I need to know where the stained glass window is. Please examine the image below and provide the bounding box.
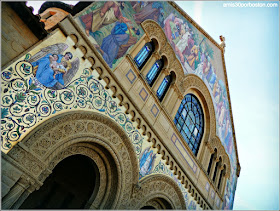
[134,42,153,69]
[174,94,204,156]
[156,75,171,101]
[146,60,163,86]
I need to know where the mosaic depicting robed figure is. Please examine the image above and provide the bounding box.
[29,43,80,89]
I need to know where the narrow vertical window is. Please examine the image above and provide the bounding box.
[207,153,214,175]
[213,163,218,182]
[217,168,224,190]
[134,42,153,69]
[174,94,204,156]
[146,59,163,86]
[156,75,171,101]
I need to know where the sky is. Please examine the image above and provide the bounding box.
[173,1,279,210]
[26,1,279,210]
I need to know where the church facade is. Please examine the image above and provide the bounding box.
[1,1,240,209]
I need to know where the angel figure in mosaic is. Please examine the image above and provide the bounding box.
[139,146,157,178]
[29,43,79,89]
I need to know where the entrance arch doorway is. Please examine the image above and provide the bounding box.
[140,198,173,209]
[20,154,98,209]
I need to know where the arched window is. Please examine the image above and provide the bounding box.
[207,152,215,175]
[146,59,163,86]
[134,42,154,69]
[156,75,171,101]
[217,167,224,190]
[212,158,221,182]
[174,94,204,156]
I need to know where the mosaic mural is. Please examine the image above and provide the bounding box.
[1,1,239,207]
[1,31,202,209]
[139,146,157,179]
[29,43,79,89]
[138,142,202,209]
[75,2,238,209]
[1,28,202,209]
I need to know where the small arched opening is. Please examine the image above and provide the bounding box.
[140,197,173,210]
[20,154,98,209]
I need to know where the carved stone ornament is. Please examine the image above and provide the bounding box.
[129,174,186,210]
[10,111,140,209]
[141,19,185,94]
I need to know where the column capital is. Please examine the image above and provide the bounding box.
[152,51,161,60]
[206,142,215,154]
[172,83,183,99]
[144,35,150,43]
[162,68,170,76]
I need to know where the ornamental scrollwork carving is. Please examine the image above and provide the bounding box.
[141,20,167,49]
[17,111,140,209]
[129,174,186,210]
[47,144,107,208]
[8,145,45,177]
[141,19,185,96]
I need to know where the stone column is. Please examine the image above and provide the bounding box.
[213,159,222,185]
[2,176,36,209]
[162,83,175,108]
[210,157,219,181]
[141,52,160,77]
[11,184,38,209]
[170,92,183,119]
[215,165,224,188]
[219,174,226,196]
[202,143,214,171]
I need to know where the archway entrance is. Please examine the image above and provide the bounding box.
[140,198,173,209]
[20,154,97,209]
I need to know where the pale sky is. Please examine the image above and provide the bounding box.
[26,1,280,210]
[175,1,279,210]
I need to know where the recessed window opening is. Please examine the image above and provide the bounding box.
[134,41,154,70]
[156,74,171,101]
[174,94,204,156]
[146,59,163,86]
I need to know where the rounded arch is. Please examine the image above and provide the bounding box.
[16,111,139,209]
[161,55,169,70]
[169,71,177,85]
[151,38,160,53]
[20,154,98,209]
[141,197,173,209]
[209,136,231,178]
[182,74,216,139]
[130,174,186,210]
[141,19,167,51]
[181,74,215,161]
[141,19,185,91]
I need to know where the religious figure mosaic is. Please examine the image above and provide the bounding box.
[75,2,238,208]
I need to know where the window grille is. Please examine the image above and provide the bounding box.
[174,94,204,156]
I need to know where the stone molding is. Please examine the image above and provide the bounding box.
[208,136,231,179]
[141,19,185,93]
[130,174,186,210]
[4,111,140,209]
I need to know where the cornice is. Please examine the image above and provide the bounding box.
[7,2,48,40]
